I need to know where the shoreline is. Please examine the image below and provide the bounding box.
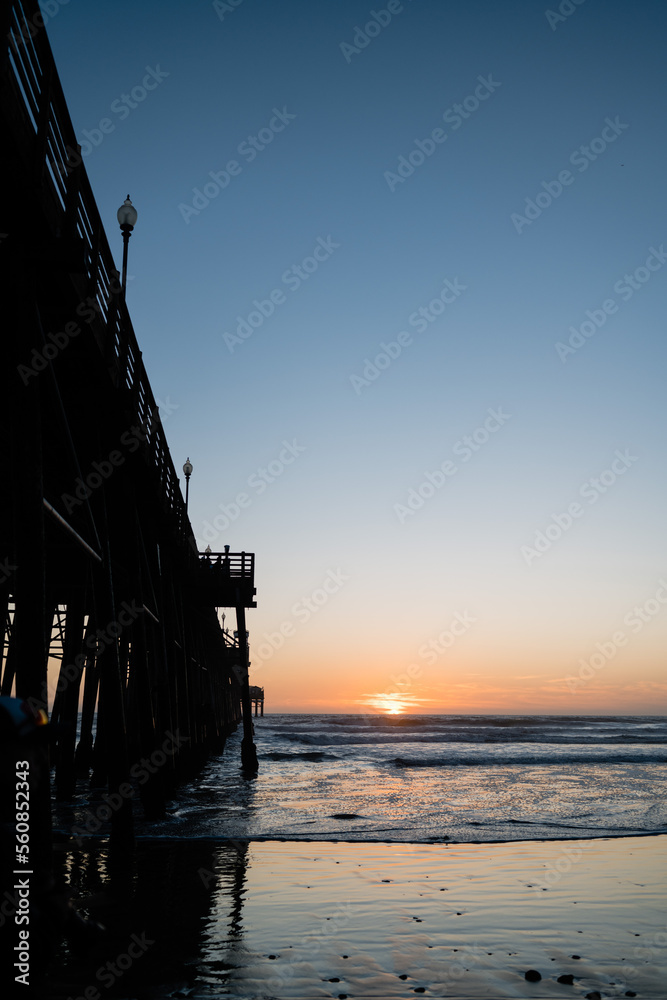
[54,828,667,846]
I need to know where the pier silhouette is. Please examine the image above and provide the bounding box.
[0,0,259,859]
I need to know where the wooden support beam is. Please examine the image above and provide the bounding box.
[92,488,133,843]
[74,626,98,775]
[0,608,16,697]
[235,601,258,772]
[54,595,86,799]
[43,499,102,564]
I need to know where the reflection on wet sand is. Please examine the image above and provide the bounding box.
[46,835,667,998]
[48,839,250,998]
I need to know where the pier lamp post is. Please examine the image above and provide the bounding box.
[116,195,137,296]
[183,457,193,512]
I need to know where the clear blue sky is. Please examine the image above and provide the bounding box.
[46,0,667,712]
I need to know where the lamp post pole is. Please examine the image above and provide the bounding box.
[183,458,193,513]
[116,195,137,297]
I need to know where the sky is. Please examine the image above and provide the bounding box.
[43,0,667,714]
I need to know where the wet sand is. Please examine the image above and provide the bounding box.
[47,834,666,998]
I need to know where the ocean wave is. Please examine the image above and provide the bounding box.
[392,752,667,767]
[263,751,339,762]
[281,730,667,747]
[266,715,667,747]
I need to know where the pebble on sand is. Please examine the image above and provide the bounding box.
[524,969,542,982]
[557,974,575,984]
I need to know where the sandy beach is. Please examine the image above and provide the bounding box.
[46,834,666,999]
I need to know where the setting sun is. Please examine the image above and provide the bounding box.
[356,692,433,714]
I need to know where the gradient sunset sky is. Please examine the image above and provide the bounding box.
[45,0,667,714]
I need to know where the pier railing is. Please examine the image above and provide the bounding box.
[5,0,191,540]
[199,552,255,578]
[196,552,257,608]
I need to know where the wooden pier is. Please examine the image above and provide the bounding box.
[250,686,265,716]
[0,0,259,846]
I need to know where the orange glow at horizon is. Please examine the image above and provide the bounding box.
[355,692,435,715]
[246,614,667,716]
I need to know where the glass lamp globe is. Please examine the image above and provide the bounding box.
[117,195,137,229]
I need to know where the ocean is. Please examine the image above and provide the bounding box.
[113,714,667,845]
[44,714,667,998]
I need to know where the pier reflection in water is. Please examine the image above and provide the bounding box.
[49,839,251,998]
